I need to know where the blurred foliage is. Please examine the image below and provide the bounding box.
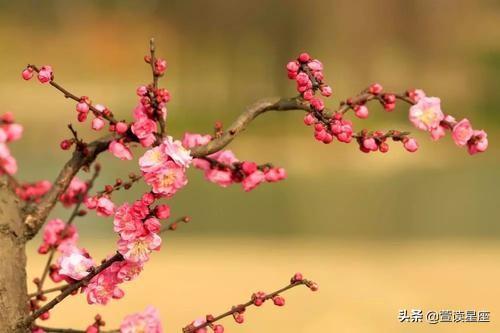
[0,0,498,239]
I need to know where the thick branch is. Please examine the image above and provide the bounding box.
[190,97,310,157]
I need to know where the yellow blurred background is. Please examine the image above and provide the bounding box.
[1,0,498,331]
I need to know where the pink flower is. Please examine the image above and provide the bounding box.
[22,67,33,80]
[154,204,171,219]
[182,132,212,149]
[118,233,162,263]
[37,65,53,84]
[115,121,129,134]
[114,260,144,282]
[242,170,265,192]
[430,125,446,141]
[467,130,488,155]
[120,306,163,333]
[4,123,23,142]
[155,59,168,75]
[42,218,78,249]
[209,150,238,165]
[114,203,146,241]
[403,138,419,152]
[205,169,233,187]
[76,101,90,114]
[60,177,88,207]
[354,105,369,119]
[162,136,192,167]
[409,96,444,132]
[109,140,133,161]
[143,161,188,197]
[92,117,105,131]
[452,118,474,147]
[265,167,287,182]
[139,146,167,173]
[59,251,94,280]
[85,271,124,305]
[362,138,378,151]
[132,117,158,147]
[144,217,161,233]
[96,196,115,217]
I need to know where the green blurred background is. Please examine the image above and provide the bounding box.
[1,0,499,331]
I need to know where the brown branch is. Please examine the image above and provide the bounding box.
[22,136,112,240]
[190,97,310,157]
[183,275,317,333]
[27,65,117,124]
[20,253,124,328]
[28,285,67,299]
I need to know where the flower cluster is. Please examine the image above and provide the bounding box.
[139,136,191,197]
[408,92,488,154]
[85,195,116,217]
[16,180,51,202]
[183,133,286,191]
[84,195,170,305]
[38,218,78,255]
[120,306,163,333]
[0,112,23,175]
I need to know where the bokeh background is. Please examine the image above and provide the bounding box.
[0,0,498,332]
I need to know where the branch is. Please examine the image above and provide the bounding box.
[183,274,318,333]
[20,253,124,328]
[27,65,117,124]
[190,97,310,157]
[22,136,112,240]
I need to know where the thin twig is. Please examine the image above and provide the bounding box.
[27,65,117,124]
[183,277,317,333]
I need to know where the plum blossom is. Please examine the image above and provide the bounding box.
[37,65,53,84]
[467,130,488,155]
[113,202,147,241]
[143,161,188,197]
[409,96,444,132]
[109,140,133,161]
[117,233,162,263]
[452,119,474,147]
[59,176,88,207]
[162,136,192,167]
[139,146,167,173]
[39,218,78,254]
[85,270,124,305]
[132,117,158,147]
[242,170,265,192]
[16,180,51,202]
[96,196,115,217]
[59,250,94,280]
[120,306,163,333]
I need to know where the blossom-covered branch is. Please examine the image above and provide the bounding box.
[13,41,487,333]
[183,273,318,333]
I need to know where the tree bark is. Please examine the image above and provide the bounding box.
[0,181,28,333]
